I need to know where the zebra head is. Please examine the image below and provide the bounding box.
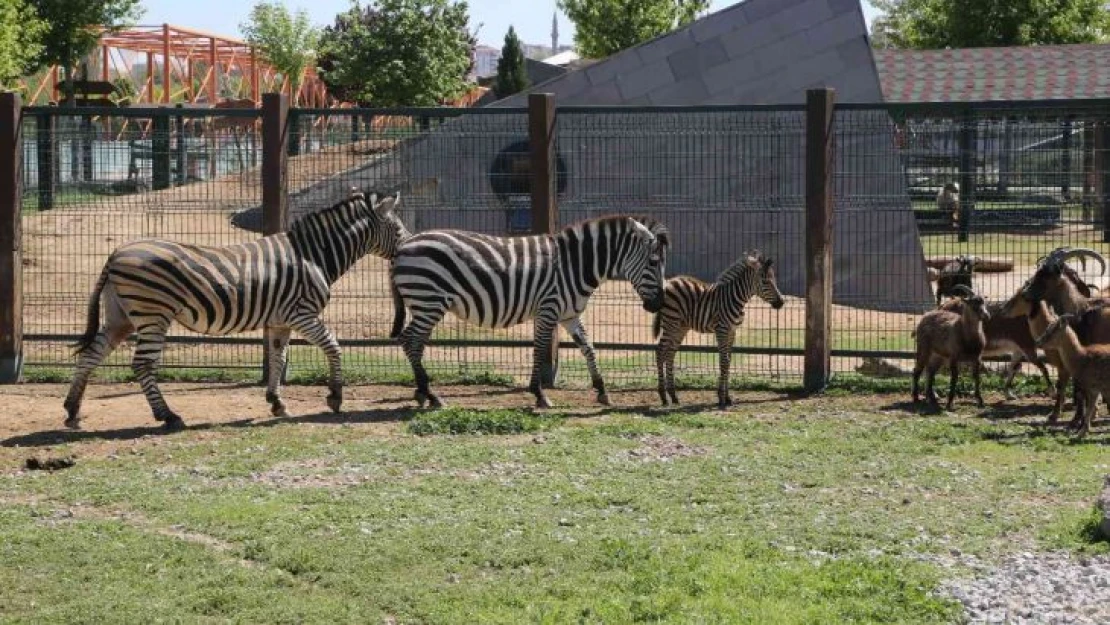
[747,251,784,310]
[355,190,411,259]
[625,218,669,313]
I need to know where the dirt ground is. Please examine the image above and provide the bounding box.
[0,382,781,459]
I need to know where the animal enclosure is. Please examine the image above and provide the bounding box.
[6,96,1110,388]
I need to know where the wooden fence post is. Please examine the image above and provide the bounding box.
[0,93,24,383]
[804,88,835,394]
[36,112,54,211]
[174,104,187,186]
[151,112,172,191]
[1061,116,1073,201]
[957,110,976,243]
[262,93,290,384]
[529,93,558,387]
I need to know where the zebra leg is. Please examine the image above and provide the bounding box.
[560,317,609,406]
[715,325,737,409]
[655,341,668,406]
[130,320,185,430]
[398,305,447,409]
[659,328,686,406]
[530,308,560,409]
[290,316,344,414]
[63,324,132,429]
[264,326,292,417]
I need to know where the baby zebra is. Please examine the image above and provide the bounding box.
[653,251,785,408]
[64,190,409,431]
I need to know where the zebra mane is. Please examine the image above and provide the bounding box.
[564,214,670,246]
[288,191,372,236]
[715,251,763,285]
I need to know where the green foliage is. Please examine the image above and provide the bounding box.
[407,407,560,435]
[871,0,1110,49]
[317,0,475,106]
[557,0,709,59]
[0,0,45,89]
[27,0,142,102]
[493,26,529,99]
[239,1,320,97]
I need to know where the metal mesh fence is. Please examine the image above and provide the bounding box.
[20,106,263,373]
[16,100,1110,389]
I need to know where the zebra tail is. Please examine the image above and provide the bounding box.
[73,265,109,354]
[652,311,661,339]
[389,279,406,340]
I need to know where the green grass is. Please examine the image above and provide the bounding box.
[2,392,1108,622]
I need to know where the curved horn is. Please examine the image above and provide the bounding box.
[1060,248,1107,276]
[951,285,975,298]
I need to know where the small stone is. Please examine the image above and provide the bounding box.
[558,518,574,527]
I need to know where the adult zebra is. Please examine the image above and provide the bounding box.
[653,251,784,408]
[64,190,410,431]
[389,215,670,409]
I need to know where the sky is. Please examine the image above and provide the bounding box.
[138,0,881,49]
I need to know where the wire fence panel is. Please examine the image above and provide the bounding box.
[556,108,807,385]
[16,99,1110,389]
[20,107,264,373]
[841,102,1110,379]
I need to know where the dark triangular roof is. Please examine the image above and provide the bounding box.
[489,0,884,107]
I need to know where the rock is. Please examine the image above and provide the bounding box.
[1097,475,1110,541]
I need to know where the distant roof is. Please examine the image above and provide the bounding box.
[542,50,580,66]
[874,44,1110,102]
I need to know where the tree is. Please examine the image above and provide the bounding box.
[240,1,319,102]
[317,0,475,107]
[494,26,529,98]
[0,0,45,89]
[557,0,708,59]
[27,0,142,104]
[871,0,1110,49]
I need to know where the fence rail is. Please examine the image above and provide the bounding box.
[4,91,1110,390]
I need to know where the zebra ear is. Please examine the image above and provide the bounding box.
[375,192,400,216]
[629,219,656,244]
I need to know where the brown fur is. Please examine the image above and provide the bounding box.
[912,289,990,410]
[1033,302,1110,438]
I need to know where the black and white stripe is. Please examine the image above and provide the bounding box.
[63,190,410,430]
[652,251,784,408]
[389,215,670,408]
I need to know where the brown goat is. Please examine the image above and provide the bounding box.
[912,286,991,410]
[938,297,1053,399]
[1033,302,1110,438]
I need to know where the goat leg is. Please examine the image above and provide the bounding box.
[972,359,985,408]
[945,358,960,411]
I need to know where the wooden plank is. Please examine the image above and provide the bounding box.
[261,93,290,385]
[529,92,558,387]
[957,111,976,243]
[803,88,835,394]
[0,93,23,382]
[151,114,172,190]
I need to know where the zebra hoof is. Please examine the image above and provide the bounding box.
[658,395,669,407]
[596,392,611,406]
[161,416,186,432]
[535,396,554,409]
[326,393,342,414]
[63,417,81,430]
[271,402,289,418]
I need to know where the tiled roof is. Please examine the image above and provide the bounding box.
[874,44,1110,102]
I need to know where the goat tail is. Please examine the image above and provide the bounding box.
[389,276,406,340]
[73,265,110,355]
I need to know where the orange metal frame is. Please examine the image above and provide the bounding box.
[19,23,330,107]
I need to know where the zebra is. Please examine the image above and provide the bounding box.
[389,215,670,409]
[63,190,410,431]
[652,250,784,408]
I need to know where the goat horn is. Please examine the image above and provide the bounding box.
[951,285,976,298]
[1060,248,1107,276]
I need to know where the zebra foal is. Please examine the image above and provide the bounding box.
[390,215,670,409]
[64,190,410,431]
[653,251,784,408]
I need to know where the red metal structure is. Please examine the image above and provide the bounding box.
[19,24,329,107]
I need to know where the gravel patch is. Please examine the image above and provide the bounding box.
[928,550,1110,624]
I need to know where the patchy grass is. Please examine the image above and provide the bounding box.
[2,391,1109,622]
[408,408,562,436]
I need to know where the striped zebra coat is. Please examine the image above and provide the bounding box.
[63,190,410,430]
[389,215,670,409]
[653,251,784,408]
